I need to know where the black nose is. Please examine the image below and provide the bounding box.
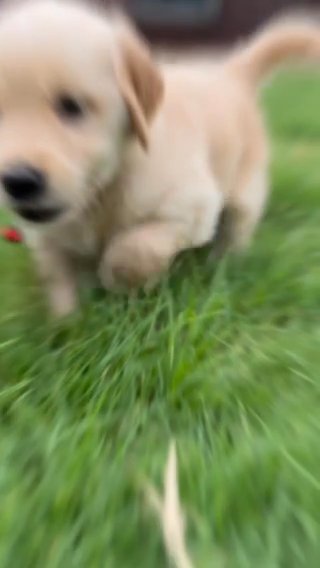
[1,165,46,201]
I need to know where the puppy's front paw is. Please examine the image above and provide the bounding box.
[98,259,127,292]
[99,233,168,292]
[98,245,149,292]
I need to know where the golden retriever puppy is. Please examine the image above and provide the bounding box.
[0,1,319,316]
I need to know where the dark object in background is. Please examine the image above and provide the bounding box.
[105,0,320,44]
[128,0,221,29]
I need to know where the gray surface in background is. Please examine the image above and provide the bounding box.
[129,0,221,27]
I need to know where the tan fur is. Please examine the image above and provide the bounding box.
[115,19,164,149]
[0,1,319,316]
[230,18,320,86]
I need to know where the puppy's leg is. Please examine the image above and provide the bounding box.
[99,222,188,291]
[216,168,268,255]
[32,245,78,317]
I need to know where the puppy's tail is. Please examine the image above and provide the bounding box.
[229,16,320,87]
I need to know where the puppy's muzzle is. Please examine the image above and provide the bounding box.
[1,163,63,223]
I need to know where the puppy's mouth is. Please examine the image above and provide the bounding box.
[14,205,64,224]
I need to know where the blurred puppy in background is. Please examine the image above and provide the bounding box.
[0,0,319,316]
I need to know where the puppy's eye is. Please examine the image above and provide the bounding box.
[55,95,85,121]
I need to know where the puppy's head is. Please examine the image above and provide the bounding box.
[0,0,163,224]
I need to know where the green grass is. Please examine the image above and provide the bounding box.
[1,70,320,567]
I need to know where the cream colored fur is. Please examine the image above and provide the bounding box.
[0,1,319,315]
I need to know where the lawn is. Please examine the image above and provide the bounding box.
[1,70,320,568]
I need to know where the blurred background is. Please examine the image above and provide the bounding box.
[103,0,319,44]
[1,3,320,568]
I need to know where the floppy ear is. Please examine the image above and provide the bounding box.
[114,23,164,150]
